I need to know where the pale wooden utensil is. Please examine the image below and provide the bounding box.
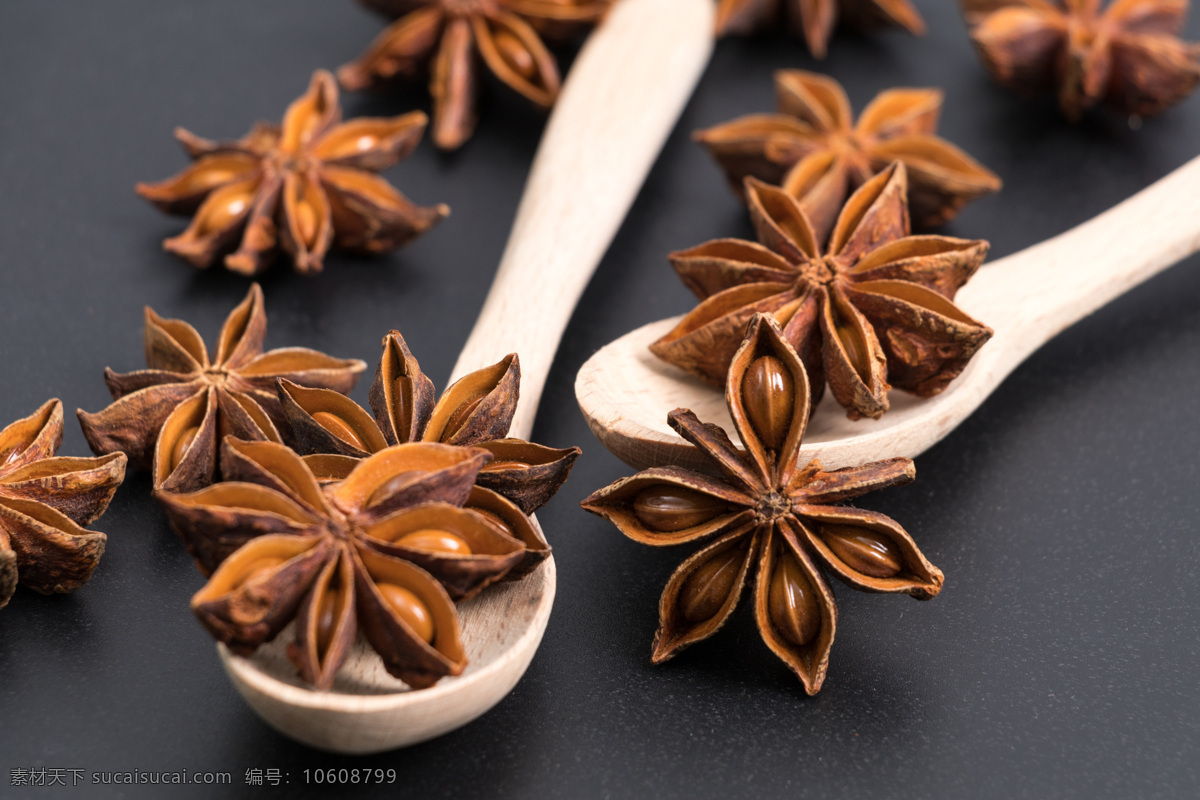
[215,0,714,754]
[577,155,1200,472]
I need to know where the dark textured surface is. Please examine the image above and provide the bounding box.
[2,1,1199,798]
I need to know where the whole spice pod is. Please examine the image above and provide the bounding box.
[695,70,1001,238]
[77,284,366,493]
[137,70,448,275]
[715,0,925,58]
[583,314,943,695]
[159,438,528,690]
[960,0,1200,120]
[276,329,581,578]
[651,162,993,420]
[338,0,610,150]
[0,400,127,609]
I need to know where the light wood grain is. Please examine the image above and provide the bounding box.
[576,154,1200,472]
[219,0,714,753]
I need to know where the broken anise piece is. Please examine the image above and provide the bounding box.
[651,163,993,420]
[583,315,943,694]
[338,0,609,150]
[715,0,925,58]
[0,400,127,610]
[137,70,448,274]
[962,0,1200,120]
[159,438,525,689]
[77,284,366,493]
[696,70,1001,238]
[276,329,580,575]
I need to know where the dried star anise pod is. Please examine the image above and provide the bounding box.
[77,284,366,493]
[158,437,525,689]
[715,0,925,58]
[276,329,580,577]
[338,0,609,150]
[695,70,1002,239]
[0,400,127,610]
[137,70,448,275]
[651,163,993,420]
[583,315,943,694]
[962,0,1200,120]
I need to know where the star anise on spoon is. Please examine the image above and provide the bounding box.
[583,314,942,694]
[715,0,925,58]
[137,70,448,274]
[651,163,993,420]
[695,70,1001,240]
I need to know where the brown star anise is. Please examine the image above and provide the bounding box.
[276,330,580,577]
[137,70,448,274]
[715,0,925,58]
[695,70,1002,240]
[77,284,366,493]
[338,0,608,150]
[962,0,1200,120]
[583,315,943,694]
[158,437,525,689]
[0,400,127,610]
[651,163,993,420]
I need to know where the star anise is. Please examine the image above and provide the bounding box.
[276,329,580,577]
[583,315,943,694]
[137,70,448,275]
[651,163,993,420]
[338,0,608,150]
[0,400,127,610]
[695,70,1002,240]
[962,0,1200,120]
[77,284,366,493]
[715,0,925,58]
[158,437,525,689]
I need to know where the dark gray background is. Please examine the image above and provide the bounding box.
[2,1,1199,798]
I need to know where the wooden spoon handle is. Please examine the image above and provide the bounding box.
[448,0,714,440]
[958,154,1200,386]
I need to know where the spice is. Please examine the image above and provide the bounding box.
[962,0,1200,120]
[583,315,943,694]
[651,163,992,420]
[0,400,127,609]
[137,70,447,275]
[77,284,365,493]
[159,438,526,689]
[695,70,1001,239]
[277,329,580,577]
[716,0,925,58]
[338,0,609,150]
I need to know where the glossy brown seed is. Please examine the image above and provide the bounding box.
[443,395,485,440]
[395,529,472,556]
[633,486,729,532]
[316,584,342,657]
[377,582,434,643]
[481,460,531,472]
[768,552,820,646]
[365,471,424,506]
[311,411,366,451]
[678,548,742,623]
[742,355,794,451]
[195,182,254,236]
[821,523,901,578]
[236,555,286,589]
[391,376,412,437]
[494,30,536,79]
[294,199,319,249]
[170,426,199,473]
[836,324,869,380]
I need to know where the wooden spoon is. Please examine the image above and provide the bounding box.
[215,0,714,754]
[577,155,1200,472]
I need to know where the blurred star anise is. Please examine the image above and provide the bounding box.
[651,163,993,420]
[338,0,608,150]
[0,400,127,610]
[77,284,365,493]
[137,70,448,275]
[277,329,580,577]
[696,70,1002,240]
[583,315,943,694]
[716,0,925,58]
[158,438,525,689]
[962,0,1200,120]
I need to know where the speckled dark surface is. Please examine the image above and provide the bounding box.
[2,1,1199,798]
